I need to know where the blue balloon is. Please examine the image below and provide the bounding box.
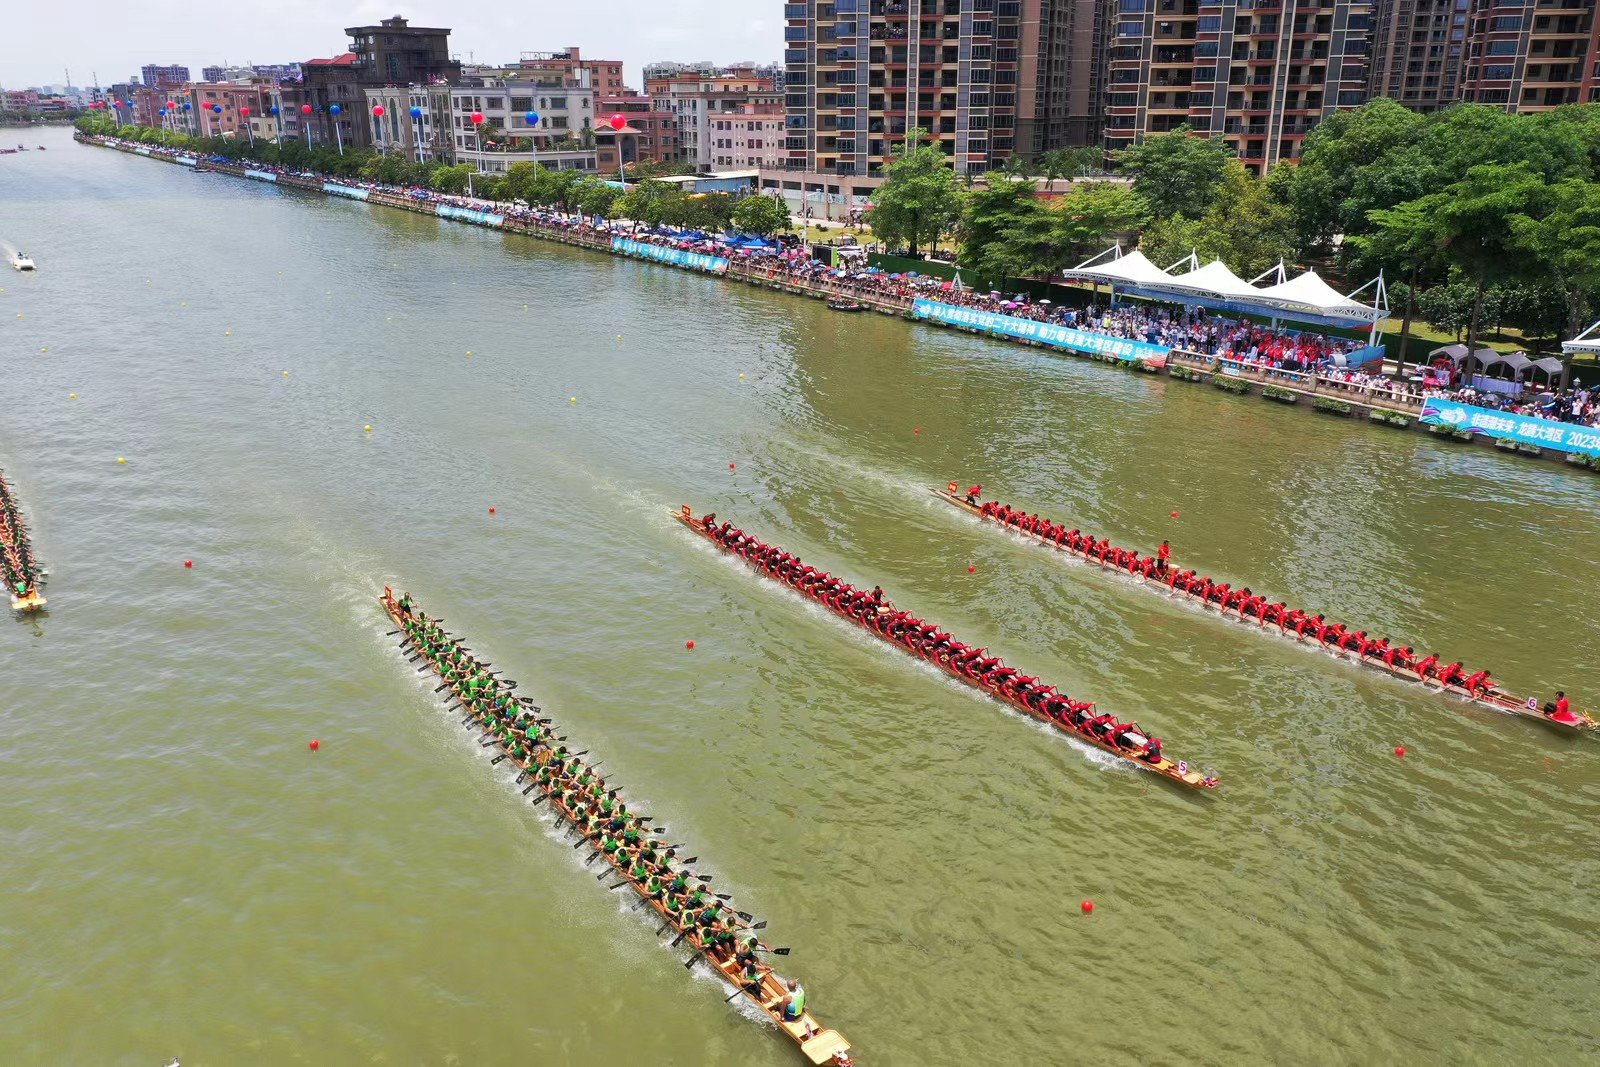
[525,111,539,126]
[182,102,191,110]
[211,104,222,113]
[330,104,342,115]
[269,105,280,115]
[158,108,166,115]
[409,106,422,118]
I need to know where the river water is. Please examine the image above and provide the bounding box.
[3,126,1598,1065]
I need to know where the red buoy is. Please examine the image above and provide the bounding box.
[967,564,976,574]
[729,462,736,470]
[183,560,193,568]
[685,640,695,650]
[1081,900,1093,914]
[309,739,320,751]
[913,427,921,435]
[1170,511,1180,519]
[1394,745,1406,758]
[488,507,496,515]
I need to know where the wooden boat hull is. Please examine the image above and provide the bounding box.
[931,488,1596,734]
[379,589,853,1065]
[673,508,1217,790]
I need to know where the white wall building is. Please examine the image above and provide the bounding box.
[449,79,598,174]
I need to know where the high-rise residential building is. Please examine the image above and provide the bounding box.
[781,0,1104,179]
[518,48,628,94]
[140,64,191,90]
[1104,0,1374,175]
[1368,0,1466,113]
[1458,0,1599,112]
[649,72,781,172]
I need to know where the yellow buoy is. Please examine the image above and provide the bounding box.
[739,373,746,380]
[14,313,21,319]
[181,301,187,307]
[616,335,623,340]
[224,330,232,336]
[282,370,289,376]
[117,457,126,464]
[68,393,76,399]
[569,397,577,404]
[466,350,472,356]
[39,347,47,352]
[363,424,373,433]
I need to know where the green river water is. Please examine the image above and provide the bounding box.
[2,126,1598,1065]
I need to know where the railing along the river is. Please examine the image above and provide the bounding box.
[1168,351,1427,414]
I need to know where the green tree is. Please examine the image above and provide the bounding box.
[430,163,475,195]
[1348,196,1451,374]
[731,195,792,236]
[572,175,621,217]
[1138,163,1296,276]
[1416,282,1476,340]
[958,179,1042,278]
[864,129,961,257]
[611,178,675,225]
[1050,181,1148,264]
[1402,162,1547,377]
[1510,177,1600,338]
[1114,125,1234,219]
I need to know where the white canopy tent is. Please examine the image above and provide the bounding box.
[1061,245,1388,334]
[1163,258,1263,301]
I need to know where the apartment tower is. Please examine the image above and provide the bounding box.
[1367,0,1467,112]
[1458,0,1600,111]
[782,0,1103,178]
[1104,0,1374,174]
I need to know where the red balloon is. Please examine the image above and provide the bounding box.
[609,114,626,131]
[165,100,176,109]
[239,106,250,116]
[372,105,385,117]
[301,104,313,114]
[470,111,484,124]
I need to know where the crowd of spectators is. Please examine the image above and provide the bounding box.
[1426,382,1600,428]
[102,134,1600,429]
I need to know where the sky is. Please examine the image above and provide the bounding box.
[2,0,779,89]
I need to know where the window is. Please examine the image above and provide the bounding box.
[1484,64,1515,79]
[1487,40,1517,56]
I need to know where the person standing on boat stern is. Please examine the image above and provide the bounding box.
[965,483,982,504]
[1156,540,1171,576]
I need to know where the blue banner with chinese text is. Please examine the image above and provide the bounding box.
[1420,398,1600,457]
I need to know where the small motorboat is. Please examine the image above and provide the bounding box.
[826,300,868,312]
[10,252,36,271]
[37,146,47,151]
